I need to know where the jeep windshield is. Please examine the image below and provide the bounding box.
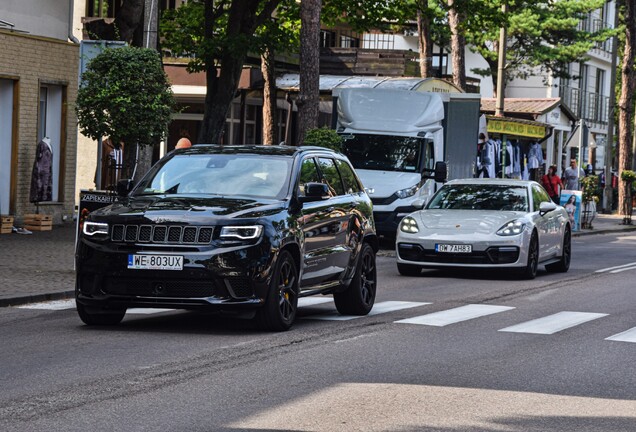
[341,134,433,173]
[134,153,293,199]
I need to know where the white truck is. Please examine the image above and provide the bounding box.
[335,87,481,237]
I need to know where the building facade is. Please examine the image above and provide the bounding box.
[0,0,79,224]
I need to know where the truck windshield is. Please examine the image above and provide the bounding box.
[340,134,432,173]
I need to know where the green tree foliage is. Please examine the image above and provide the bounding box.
[75,46,175,176]
[466,0,616,92]
[304,127,343,151]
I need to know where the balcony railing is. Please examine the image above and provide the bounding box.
[559,85,610,125]
[577,17,613,53]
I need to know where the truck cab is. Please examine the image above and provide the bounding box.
[335,88,479,238]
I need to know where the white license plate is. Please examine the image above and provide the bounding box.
[435,244,472,253]
[128,254,183,270]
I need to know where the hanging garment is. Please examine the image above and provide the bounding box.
[481,140,496,178]
[512,141,522,179]
[29,138,53,203]
[527,142,544,169]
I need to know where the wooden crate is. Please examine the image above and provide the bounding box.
[23,224,52,232]
[0,226,12,234]
[1,215,14,225]
[23,214,52,222]
[23,214,53,229]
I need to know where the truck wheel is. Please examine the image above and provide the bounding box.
[256,250,298,331]
[397,263,422,276]
[76,302,126,326]
[546,226,571,273]
[334,243,376,315]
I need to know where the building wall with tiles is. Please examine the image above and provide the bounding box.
[0,30,79,225]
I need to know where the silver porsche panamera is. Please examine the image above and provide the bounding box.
[395,179,571,279]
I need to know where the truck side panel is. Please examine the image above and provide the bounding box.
[443,96,481,180]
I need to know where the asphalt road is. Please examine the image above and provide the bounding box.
[1,232,636,431]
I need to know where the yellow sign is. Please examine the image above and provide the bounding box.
[487,119,546,139]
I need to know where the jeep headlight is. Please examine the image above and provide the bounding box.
[400,216,419,234]
[396,184,419,199]
[83,221,109,236]
[497,220,526,236]
[219,225,263,240]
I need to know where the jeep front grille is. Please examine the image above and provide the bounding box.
[111,224,214,244]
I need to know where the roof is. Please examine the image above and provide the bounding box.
[481,98,576,121]
[177,144,340,157]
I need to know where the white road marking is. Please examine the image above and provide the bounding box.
[606,327,636,343]
[395,304,514,327]
[305,301,429,321]
[126,308,176,315]
[609,266,636,274]
[499,311,608,334]
[17,299,76,310]
[298,296,333,307]
[595,262,636,273]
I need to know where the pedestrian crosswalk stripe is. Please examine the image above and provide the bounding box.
[305,301,429,321]
[17,299,75,310]
[499,311,608,334]
[298,296,333,307]
[595,262,636,273]
[395,304,514,327]
[606,327,636,343]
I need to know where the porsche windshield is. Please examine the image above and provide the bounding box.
[134,154,293,199]
[427,184,529,212]
[341,134,433,173]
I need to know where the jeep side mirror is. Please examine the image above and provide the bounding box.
[299,182,330,203]
[116,179,134,197]
[434,161,447,183]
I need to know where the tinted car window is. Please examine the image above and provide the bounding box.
[335,159,362,194]
[318,157,345,196]
[532,184,551,211]
[135,154,292,199]
[427,184,529,211]
[298,157,322,197]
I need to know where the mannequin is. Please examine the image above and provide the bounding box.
[29,137,53,203]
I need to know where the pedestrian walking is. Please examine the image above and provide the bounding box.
[541,165,563,204]
[563,159,585,190]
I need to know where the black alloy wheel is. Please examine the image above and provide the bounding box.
[521,232,539,280]
[257,250,298,331]
[334,243,377,315]
[546,226,571,273]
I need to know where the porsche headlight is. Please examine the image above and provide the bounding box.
[219,225,263,240]
[497,220,526,236]
[83,221,109,236]
[396,184,419,199]
[400,216,419,234]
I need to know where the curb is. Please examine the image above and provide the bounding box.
[0,290,75,308]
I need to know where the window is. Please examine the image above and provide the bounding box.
[298,158,321,197]
[335,159,362,194]
[320,30,336,48]
[37,84,64,202]
[532,185,550,211]
[318,158,345,196]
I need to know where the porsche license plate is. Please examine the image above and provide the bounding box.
[128,254,183,270]
[435,244,472,253]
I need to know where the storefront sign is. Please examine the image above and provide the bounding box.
[487,119,546,139]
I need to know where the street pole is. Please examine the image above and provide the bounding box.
[495,3,508,178]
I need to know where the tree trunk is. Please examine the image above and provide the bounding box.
[447,0,467,91]
[261,48,277,145]
[198,0,281,144]
[618,0,636,216]
[296,0,321,146]
[417,9,433,78]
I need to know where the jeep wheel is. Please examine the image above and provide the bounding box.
[334,243,377,315]
[256,250,298,331]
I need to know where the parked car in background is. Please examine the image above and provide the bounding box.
[396,179,571,279]
[76,145,378,331]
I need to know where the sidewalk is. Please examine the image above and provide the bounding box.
[1,214,635,307]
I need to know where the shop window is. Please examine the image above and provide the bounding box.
[37,84,65,202]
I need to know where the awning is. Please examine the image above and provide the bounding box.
[486,115,552,140]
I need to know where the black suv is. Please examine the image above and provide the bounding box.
[76,145,378,331]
